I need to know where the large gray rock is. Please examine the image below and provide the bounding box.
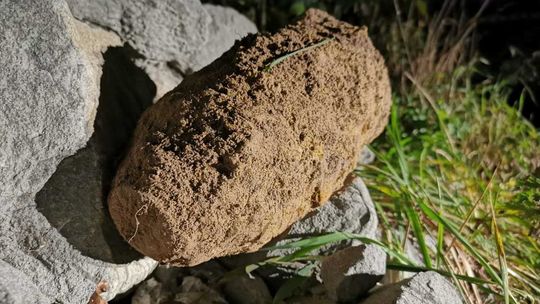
[1,0,256,302]
[0,1,115,200]
[65,0,210,62]
[0,1,157,303]
[134,4,258,99]
[320,244,386,302]
[189,4,258,73]
[35,46,156,263]
[66,0,257,99]
[0,260,44,304]
[288,176,378,240]
[65,0,208,100]
[361,271,463,304]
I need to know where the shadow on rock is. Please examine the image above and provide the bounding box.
[36,45,156,263]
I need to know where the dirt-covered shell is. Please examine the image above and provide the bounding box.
[108,9,391,266]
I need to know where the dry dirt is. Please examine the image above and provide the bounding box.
[108,8,391,266]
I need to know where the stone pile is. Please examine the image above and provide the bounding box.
[0,0,255,303]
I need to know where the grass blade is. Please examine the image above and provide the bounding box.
[489,191,514,304]
[417,199,503,285]
[264,38,334,71]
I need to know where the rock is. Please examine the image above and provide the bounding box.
[2,0,257,302]
[360,271,463,304]
[35,46,156,263]
[109,8,391,267]
[293,166,379,242]
[65,0,208,100]
[0,0,118,200]
[381,237,433,285]
[66,0,210,62]
[377,236,437,283]
[357,147,376,166]
[0,1,157,303]
[271,176,379,258]
[133,261,231,304]
[0,260,45,304]
[188,4,258,73]
[176,277,228,304]
[403,237,437,268]
[132,58,185,101]
[64,0,123,33]
[222,274,272,304]
[131,278,168,304]
[287,295,336,304]
[33,0,256,263]
[221,172,380,278]
[320,244,386,302]
[2,0,257,299]
[66,0,258,99]
[133,4,258,99]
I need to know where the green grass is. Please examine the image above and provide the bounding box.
[209,1,540,303]
[359,74,540,303]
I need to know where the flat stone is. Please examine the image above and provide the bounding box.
[360,271,463,304]
[320,244,386,302]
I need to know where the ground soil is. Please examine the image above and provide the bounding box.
[108,8,391,266]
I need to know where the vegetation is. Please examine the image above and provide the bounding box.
[206,0,540,303]
[263,38,335,71]
[361,77,540,304]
